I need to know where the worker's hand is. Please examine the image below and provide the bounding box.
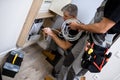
[69,21,84,31]
[52,28,61,35]
[69,21,80,30]
[42,27,55,37]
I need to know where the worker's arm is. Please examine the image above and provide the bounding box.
[70,17,116,33]
[43,27,72,50]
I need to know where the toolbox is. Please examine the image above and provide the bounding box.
[2,50,24,78]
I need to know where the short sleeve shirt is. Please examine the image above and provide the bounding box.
[104,0,120,33]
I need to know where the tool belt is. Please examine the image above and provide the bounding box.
[81,42,112,73]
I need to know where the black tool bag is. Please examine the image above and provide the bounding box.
[81,43,112,73]
[2,50,24,77]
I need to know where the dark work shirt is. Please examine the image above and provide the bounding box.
[104,0,120,33]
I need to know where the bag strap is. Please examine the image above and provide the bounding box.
[93,58,106,71]
[92,49,112,72]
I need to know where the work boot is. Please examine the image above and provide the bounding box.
[42,50,55,61]
[52,68,59,78]
[44,75,54,80]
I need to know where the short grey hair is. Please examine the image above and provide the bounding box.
[61,4,78,17]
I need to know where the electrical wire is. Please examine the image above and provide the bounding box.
[61,18,82,41]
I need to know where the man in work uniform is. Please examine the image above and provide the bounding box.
[43,4,84,80]
[65,0,120,80]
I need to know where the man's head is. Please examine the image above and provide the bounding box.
[61,4,78,20]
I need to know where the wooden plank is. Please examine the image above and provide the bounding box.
[17,0,43,47]
[36,11,55,19]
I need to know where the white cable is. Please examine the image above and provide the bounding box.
[61,19,82,41]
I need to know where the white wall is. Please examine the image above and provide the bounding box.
[0,0,33,53]
[72,0,103,24]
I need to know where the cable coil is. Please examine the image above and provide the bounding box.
[61,19,82,41]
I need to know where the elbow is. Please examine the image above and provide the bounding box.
[95,23,107,34]
[62,46,69,51]
[62,45,71,51]
[62,43,72,50]
[60,42,72,51]
[99,30,107,34]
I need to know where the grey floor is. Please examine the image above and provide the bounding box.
[2,44,53,80]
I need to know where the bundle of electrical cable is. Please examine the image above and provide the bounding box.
[61,18,82,41]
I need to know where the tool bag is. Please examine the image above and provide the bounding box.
[81,43,112,73]
[2,50,24,77]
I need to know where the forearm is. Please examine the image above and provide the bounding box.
[77,17,115,33]
[78,23,105,33]
[43,27,71,50]
[51,34,72,50]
